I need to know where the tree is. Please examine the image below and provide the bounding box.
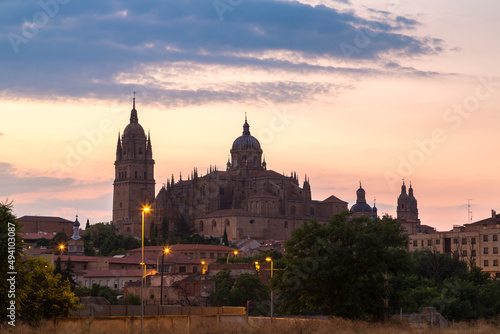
[20,257,79,326]
[35,237,51,248]
[125,292,141,305]
[85,219,90,229]
[278,213,409,319]
[211,268,235,306]
[50,231,69,254]
[231,273,269,314]
[63,257,76,291]
[84,240,96,256]
[222,228,229,246]
[54,256,63,277]
[90,284,117,304]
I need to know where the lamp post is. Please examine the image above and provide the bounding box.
[160,247,169,306]
[266,257,274,322]
[227,250,238,264]
[141,206,150,333]
[59,244,65,255]
[201,261,207,275]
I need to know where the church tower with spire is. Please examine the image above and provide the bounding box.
[112,95,155,237]
[397,181,419,222]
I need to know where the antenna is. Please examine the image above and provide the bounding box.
[467,199,473,223]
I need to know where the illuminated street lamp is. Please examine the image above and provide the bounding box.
[266,257,274,321]
[201,261,207,275]
[160,247,169,306]
[59,244,65,255]
[141,206,150,333]
[227,250,238,264]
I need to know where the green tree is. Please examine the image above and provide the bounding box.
[125,292,141,305]
[63,257,76,291]
[50,231,69,254]
[211,268,235,306]
[54,256,63,277]
[90,284,118,304]
[0,202,24,320]
[278,213,409,319]
[222,228,229,246]
[85,219,90,229]
[35,237,51,248]
[20,257,79,326]
[231,273,269,314]
[84,240,96,256]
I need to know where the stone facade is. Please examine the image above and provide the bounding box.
[408,210,500,278]
[19,215,74,235]
[112,104,348,241]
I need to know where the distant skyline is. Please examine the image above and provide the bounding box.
[2,0,499,231]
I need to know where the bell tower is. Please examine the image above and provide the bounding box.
[112,96,155,237]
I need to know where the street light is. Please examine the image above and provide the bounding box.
[227,250,238,264]
[160,247,169,306]
[201,261,207,275]
[141,206,150,333]
[59,244,65,255]
[266,257,274,322]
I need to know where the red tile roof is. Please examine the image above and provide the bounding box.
[19,216,74,224]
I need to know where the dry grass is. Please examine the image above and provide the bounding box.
[2,317,500,334]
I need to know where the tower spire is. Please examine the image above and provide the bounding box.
[130,91,138,123]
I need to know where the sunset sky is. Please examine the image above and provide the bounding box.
[1,0,499,231]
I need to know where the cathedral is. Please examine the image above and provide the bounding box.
[111,100,426,242]
[112,100,348,242]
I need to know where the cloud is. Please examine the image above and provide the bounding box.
[0,162,75,196]
[0,0,442,105]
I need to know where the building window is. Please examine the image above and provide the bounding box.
[421,240,424,247]
[107,280,110,287]
[413,240,418,247]
[484,235,489,242]
[494,235,498,242]
[225,219,230,226]
[199,221,204,232]
[85,280,89,287]
[471,250,476,257]
[144,171,147,180]
[219,187,224,195]
[210,253,215,259]
[310,207,314,215]
[193,266,198,273]
[114,280,118,288]
[250,220,255,224]
[212,220,217,230]
[200,252,206,259]
[493,247,498,254]
[494,260,499,267]
[462,250,467,257]
[484,247,489,255]
[284,221,288,229]
[135,171,137,179]
[436,239,441,245]
[179,266,186,273]
[99,280,102,286]
[122,280,125,288]
[453,238,458,244]
[484,260,489,267]
[290,205,296,215]
[427,240,432,246]
[471,237,476,244]
[462,238,467,245]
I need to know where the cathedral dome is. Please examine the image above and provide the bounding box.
[123,122,146,139]
[232,118,261,151]
[351,202,372,213]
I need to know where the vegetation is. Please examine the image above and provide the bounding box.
[210,268,269,315]
[277,213,409,319]
[82,223,140,256]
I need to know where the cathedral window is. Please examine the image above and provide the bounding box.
[199,221,204,232]
[139,146,142,154]
[135,171,138,179]
[250,220,255,224]
[242,155,247,165]
[144,171,147,180]
[120,202,122,208]
[212,220,217,230]
[402,204,404,209]
[253,156,257,166]
[284,221,288,229]
[310,207,314,215]
[290,205,296,215]
[219,187,224,195]
[225,220,230,227]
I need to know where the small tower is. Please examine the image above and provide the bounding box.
[229,115,264,173]
[67,215,85,256]
[397,181,419,222]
